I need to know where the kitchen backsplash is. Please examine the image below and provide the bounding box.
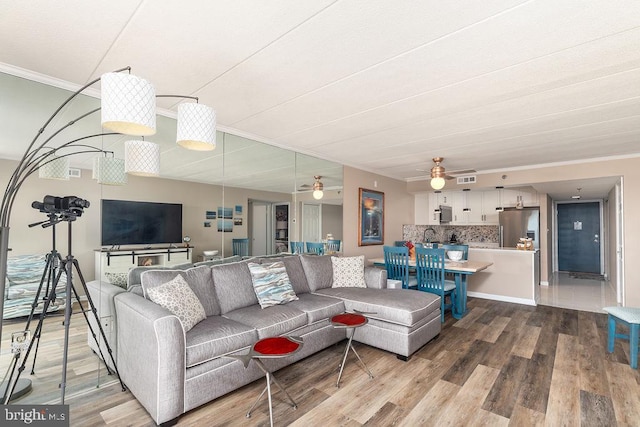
[403,224,499,247]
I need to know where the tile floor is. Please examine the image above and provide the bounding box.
[538,272,618,313]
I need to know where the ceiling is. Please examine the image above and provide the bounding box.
[1,1,639,199]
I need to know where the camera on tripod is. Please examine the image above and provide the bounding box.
[31,195,90,217]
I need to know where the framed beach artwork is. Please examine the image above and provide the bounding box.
[358,188,384,246]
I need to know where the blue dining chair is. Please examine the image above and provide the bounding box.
[232,238,249,257]
[440,244,469,260]
[383,246,418,290]
[306,242,325,255]
[290,241,304,254]
[326,239,341,253]
[415,246,456,322]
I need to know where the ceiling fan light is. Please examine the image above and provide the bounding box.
[312,176,324,199]
[125,140,160,176]
[176,103,216,151]
[38,156,70,180]
[430,177,445,190]
[101,72,156,136]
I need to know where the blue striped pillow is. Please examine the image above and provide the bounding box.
[248,261,298,309]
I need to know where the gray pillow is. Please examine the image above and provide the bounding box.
[140,265,219,316]
[269,255,311,294]
[299,255,334,292]
[211,259,259,314]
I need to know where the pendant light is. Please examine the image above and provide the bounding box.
[95,157,127,185]
[125,140,160,176]
[101,72,156,136]
[176,103,217,151]
[38,156,69,180]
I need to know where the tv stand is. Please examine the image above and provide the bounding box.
[94,246,193,285]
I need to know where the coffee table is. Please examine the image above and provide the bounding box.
[230,336,303,427]
[331,312,374,387]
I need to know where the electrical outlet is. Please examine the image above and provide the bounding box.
[100,316,113,333]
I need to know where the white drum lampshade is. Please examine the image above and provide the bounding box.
[95,157,127,185]
[176,103,216,151]
[125,140,160,176]
[101,72,156,136]
[38,156,70,180]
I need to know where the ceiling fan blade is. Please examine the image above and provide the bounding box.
[447,169,477,176]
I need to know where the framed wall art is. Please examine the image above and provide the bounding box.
[358,188,384,246]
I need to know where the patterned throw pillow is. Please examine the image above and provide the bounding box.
[331,255,366,288]
[105,272,128,289]
[247,262,298,309]
[146,275,206,332]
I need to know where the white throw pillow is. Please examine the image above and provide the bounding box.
[146,275,206,332]
[331,255,366,288]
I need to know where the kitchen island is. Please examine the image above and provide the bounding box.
[467,247,540,306]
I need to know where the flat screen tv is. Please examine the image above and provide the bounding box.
[101,199,183,246]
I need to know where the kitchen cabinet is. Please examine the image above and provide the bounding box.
[503,189,539,208]
[425,189,501,225]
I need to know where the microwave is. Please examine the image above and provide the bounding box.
[439,205,453,223]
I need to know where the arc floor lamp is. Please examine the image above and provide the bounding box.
[0,66,216,398]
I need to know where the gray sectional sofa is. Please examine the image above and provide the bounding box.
[87,254,441,425]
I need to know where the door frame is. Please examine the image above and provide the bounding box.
[553,199,604,275]
[616,179,625,304]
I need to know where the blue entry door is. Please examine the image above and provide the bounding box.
[557,202,601,273]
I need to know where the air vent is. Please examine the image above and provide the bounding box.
[68,168,81,178]
[456,176,476,185]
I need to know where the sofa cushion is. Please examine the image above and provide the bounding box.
[260,255,311,295]
[211,260,259,314]
[193,255,241,268]
[247,261,298,308]
[140,266,220,316]
[185,316,258,368]
[128,262,193,289]
[286,293,345,324]
[146,275,206,332]
[331,255,366,288]
[223,304,308,339]
[105,272,128,289]
[299,255,333,292]
[314,288,440,327]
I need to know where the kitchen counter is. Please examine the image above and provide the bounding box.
[466,247,540,306]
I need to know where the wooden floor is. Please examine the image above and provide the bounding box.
[3,298,640,426]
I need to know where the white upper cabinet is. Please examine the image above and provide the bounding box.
[503,188,539,208]
[482,190,500,224]
[422,189,501,225]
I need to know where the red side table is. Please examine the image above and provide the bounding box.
[331,312,374,388]
[231,336,303,427]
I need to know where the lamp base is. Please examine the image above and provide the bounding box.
[0,379,32,402]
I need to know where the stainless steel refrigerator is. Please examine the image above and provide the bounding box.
[499,208,540,249]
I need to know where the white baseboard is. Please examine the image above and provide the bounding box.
[467,291,536,306]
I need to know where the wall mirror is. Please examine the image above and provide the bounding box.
[0,71,343,401]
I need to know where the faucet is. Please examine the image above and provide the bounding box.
[423,227,436,243]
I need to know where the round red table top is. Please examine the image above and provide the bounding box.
[331,313,367,327]
[252,336,302,356]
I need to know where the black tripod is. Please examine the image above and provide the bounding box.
[3,214,126,404]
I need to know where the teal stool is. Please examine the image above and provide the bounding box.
[603,306,640,369]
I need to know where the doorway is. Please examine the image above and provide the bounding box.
[302,203,321,243]
[557,202,602,274]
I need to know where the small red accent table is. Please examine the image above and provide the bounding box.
[330,312,374,387]
[231,336,303,427]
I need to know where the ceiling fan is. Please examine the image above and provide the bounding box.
[297,175,324,199]
[419,157,476,190]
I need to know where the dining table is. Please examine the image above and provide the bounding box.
[369,257,493,319]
